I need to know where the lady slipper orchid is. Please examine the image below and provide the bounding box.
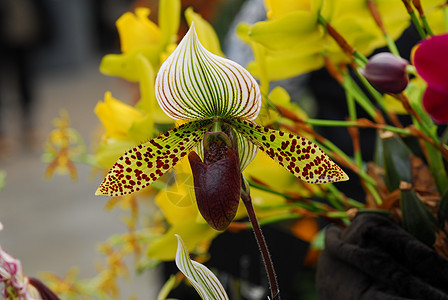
[361,52,409,94]
[413,33,448,123]
[96,23,348,230]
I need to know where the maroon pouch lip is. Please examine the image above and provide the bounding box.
[189,150,241,231]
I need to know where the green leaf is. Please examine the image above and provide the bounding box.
[381,133,412,191]
[175,234,229,300]
[227,119,349,183]
[400,188,437,246]
[96,119,212,196]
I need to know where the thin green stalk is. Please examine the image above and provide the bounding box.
[248,180,330,212]
[323,190,345,210]
[364,179,383,205]
[342,75,377,120]
[409,10,427,38]
[353,51,368,66]
[345,81,382,205]
[420,15,434,36]
[304,118,411,138]
[385,33,400,56]
[325,183,365,209]
[354,68,386,110]
[317,141,377,186]
[346,82,357,121]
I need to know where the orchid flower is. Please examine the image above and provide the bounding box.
[413,33,448,123]
[96,23,348,230]
[0,246,59,300]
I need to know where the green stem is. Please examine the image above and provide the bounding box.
[354,69,387,111]
[325,183,365,208]
[385,33,400,56]
[410,10,427,38]
[365,180,383,205]
[317,141,377,186]
[212,119,222,131]
[342,75,377,120]
[304,118,411,139]
[420,15,434,36]
[248,180,328,212]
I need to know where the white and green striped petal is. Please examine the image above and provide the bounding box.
[231,126,258,171]
[194,125,258,171]
[155,23,261,121]
[227,119,349,184]
[96,120,212,196]
[175,234,229,300]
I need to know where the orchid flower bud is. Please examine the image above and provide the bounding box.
[362,52,409,94]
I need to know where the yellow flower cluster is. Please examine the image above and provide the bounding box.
[238,0,445,83]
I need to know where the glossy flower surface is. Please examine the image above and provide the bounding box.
[413,33,448,123]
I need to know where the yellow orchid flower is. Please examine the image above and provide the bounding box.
[239,0,446,82]
[95,91,146,140]
[94,92,157,168]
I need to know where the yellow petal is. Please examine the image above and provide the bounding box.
[159,0,181,48]
[184,7,224,57]
[135,54,173,124]
[248,11,321,50]
[246,52,324,81]
[116,8,160,53]
[127,116,155,142]
[146,220,218,261]
[94,92,145,139]
[244,151,297,191]
[154,161,197,226]
[99,46,160,82]
[264,0,311,19]
[95,139,136,169]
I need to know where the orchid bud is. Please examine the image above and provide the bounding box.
[188,131,241,231]
[362,52,409,94]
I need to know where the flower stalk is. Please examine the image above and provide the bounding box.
[241,177,281,300]
[401,0,427,38]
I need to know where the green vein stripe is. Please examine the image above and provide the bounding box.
[156,23,261,122]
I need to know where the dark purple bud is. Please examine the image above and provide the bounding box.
[188,132,241,231]
[362,52,409,94]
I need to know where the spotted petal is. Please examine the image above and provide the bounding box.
[227,119,349,183]
[96,120,212,196]
[155,23,261,121]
